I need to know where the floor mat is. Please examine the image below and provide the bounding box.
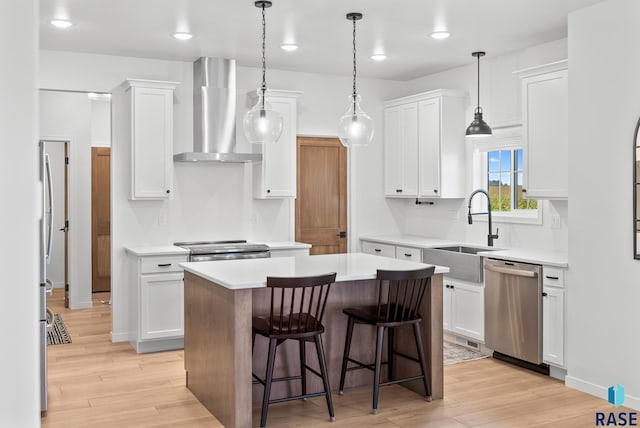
[47,313,72,345]
[443,340,487,365]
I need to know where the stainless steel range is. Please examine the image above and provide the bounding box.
[174,240,270,262]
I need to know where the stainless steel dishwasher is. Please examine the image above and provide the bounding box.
[484,258,543,365]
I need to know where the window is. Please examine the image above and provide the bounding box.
[487,149,537,213]
[471,127,541,225]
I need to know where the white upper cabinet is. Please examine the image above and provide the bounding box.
[518,61,568,199]
[384,103,419,197]
[252,90,302,199]
[113,79,178,200]
[384,89,467,199]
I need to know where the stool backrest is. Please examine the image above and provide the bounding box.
[375,267,436,322]
[265,272,337,335]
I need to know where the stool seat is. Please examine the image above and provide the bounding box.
[252,314,324,338]
[342,304,422,327]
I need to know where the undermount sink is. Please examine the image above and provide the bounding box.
[423,245,498,283]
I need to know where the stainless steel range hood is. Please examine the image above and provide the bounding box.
[174,57,261,163]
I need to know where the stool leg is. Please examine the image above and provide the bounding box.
[299,340,307,398]
[372,326,385,414]
[338,316,355,394]
[260,338,278,428]
[387,327,395,382]
[314,334,335,421]
[413,322,431,400]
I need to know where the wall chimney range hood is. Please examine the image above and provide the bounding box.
[174,57,262,163]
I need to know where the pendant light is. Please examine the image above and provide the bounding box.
[337,12,374,148]
[466,51,492,138]
[243,0,283,144]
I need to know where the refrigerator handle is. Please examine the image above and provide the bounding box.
[45,278,54,296]
[45,154,54,263]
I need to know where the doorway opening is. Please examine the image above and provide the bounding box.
[295,137,348,255]
[40,139,70,307]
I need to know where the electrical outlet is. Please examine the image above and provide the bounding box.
[550,214,561,229]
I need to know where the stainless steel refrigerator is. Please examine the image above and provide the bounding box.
[39,140,55,414]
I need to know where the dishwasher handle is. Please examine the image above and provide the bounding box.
[485,264,538,278]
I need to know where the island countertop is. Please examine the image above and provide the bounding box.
[181,252,449,290]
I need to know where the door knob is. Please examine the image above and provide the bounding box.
[336,231,347,238]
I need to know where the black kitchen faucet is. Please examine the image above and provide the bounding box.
[467,189,499,247]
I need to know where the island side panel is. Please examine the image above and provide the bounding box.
[391,273,444,400]
[184,271,252,428]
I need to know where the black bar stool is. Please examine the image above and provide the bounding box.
[252,272,337,428]
[338,266,435,414]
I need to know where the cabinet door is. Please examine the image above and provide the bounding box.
[417,98,441,198]
[131,86,174,199]
[450,280,484,341]
[254,95,297,198]
[522,68,568,199]
[140,272,184,340]
[542,286,564,366]
[384,103,418,197]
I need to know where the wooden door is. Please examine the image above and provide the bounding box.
[295,137,347,255]
[92,147,111,292]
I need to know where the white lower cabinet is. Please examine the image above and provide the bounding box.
[443,277,484,342]
[542,266,566,367]
[128,253,188,353]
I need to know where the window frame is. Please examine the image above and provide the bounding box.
[471,127,542,225]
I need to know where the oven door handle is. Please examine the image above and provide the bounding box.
[485,264,538,278]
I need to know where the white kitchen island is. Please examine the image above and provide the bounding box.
[181,253,448,428]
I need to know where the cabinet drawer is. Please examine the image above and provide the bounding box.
[395,246,422,261]
[542,266,565,288]
[140,255,188,274]
[362,241,395,258]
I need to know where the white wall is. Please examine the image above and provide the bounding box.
[566,0,640,410]
[385,39,571,252]
[0,1,41,426]
[40,91,93,308]
[39,50,406,340]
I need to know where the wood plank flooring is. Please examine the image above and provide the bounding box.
[43,288,611,427]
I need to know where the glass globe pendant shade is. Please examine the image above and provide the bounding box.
[243,89,283,144]
[338,93,374,147]
[465,107,492,138]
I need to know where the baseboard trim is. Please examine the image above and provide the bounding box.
[68,300,92,309]
[566,375,640,411]
[130,338,184,353]
[111,331,129,343]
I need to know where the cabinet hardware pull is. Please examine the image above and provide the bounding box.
[157,263,172,267]
[545,275,559,280]
[434,189,438,193]
[374,249,381,252]
[542,292,548,297]
[396,189,403,193]
[404,253,411,257]
[522,189,527,193]
[166,189,170,194]
[266,189,271,193]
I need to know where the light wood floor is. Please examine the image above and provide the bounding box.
[43,288,612,427]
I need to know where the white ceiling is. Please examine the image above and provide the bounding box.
[40,0,602,81]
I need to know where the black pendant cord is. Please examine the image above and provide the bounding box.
[260,3,267,110]
[476,54,480,114]
[352,15,357,100]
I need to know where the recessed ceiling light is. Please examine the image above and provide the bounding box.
[430,31,451,40]
[173,32,193,41]
[281,44,299,51]
[50,19,73,29]
[370,54,387,61]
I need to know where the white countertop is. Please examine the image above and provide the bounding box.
[181,252,449,290]
[361,234,568,267]
[478,248,568,268]
[260,241,312,250]
[124,246,190,256]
